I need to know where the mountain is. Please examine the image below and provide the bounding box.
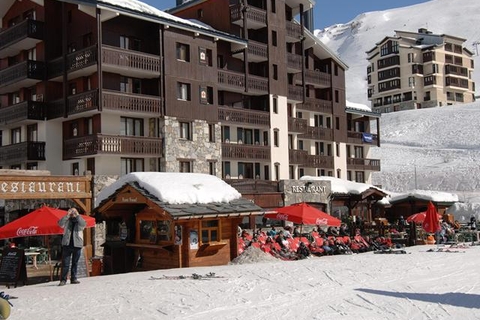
[314,0,480,105]
[314,0,480,205]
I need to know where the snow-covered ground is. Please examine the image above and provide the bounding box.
[7,244,480,319]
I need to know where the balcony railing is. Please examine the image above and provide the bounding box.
[347,158,381,171]
[217,70,268,94]
[218,106,269,127]
[347,131,379,145]
[0,141,46,164]
[0,101,46,125]
[288,117,307,133]
[305,155,334,169]
[298,98,332,113]
[286,21,302,41]
[67,89,99,115]
[300,127,334,141]
[0,60,45,88]
[230,4,267,28]
[288,85,303,102]
[67,45,97,73]
[247,40,268,61]
[304,69,331,87]
[63,134,162,159]
[0,19,44,53]
[287,53,302,71]
[102,45,161,74]
[289,149,308,165]
[222,143,270,161]
[103,90,161,115]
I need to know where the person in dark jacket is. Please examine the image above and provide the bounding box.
[58,208,86,286]
[296,241,310,259]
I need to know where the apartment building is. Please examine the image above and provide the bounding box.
[367,28,475,113]
[0,0,380,185]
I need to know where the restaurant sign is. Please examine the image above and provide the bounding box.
[0,176,91,199]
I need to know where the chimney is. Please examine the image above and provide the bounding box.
[303,8,314,32]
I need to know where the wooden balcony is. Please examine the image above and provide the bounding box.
[287,53,302,73]
[0,141,46,165]
[347,158,381,171]
[289,149,308,165]
[347,131,379,146]
[286,21,302,42]
[67,45,98,76]
[0,101,46,125]
[0,60,45,94]
[230,4,267,29]
[0,19,44,59]
[103,90,161,115]
[217,70,268,95]
[303,69,331,88]
[234,40,268,62]
[298,98,332,113]
[222,143,270,161]
[218,106,269,127]
[288,85,303,102]
[67,89,99,116]
[300,127,334,141]
[63,134,162,159]
[288,150,334,169]
[288,117,307,133]
[102,45,160,78]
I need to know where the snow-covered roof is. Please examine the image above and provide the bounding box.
[95,172,242,207]
[390,190,459,203]
[345,100,379,117]
[300,176,387,195]
[97,0,246,45]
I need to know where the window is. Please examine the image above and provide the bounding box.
[121,117,143,136]
[223,161,231,178]
[208,124,215,142]
[272,31,277,46]
[120,36,140,51]
[264,165,269,180]
[298,140,304,150]
[274,163,279,181]
[273,97,278,114]
[180,122,192,140]
[27,124,37,142]
[355,171,365,183]
[408,77,416,88]
[208,161,216,175]
[176,43,190,62]
[198,48,212,66]
[199,86,213,104]
[85,118,93,135]
[271,0,276,13]
[273,64,278,80]
[28,48,36,60]
[197,9,203,18]
[273,130,279,147]
[121,158,144,175]
[120,77,141,94]
[335,90,339,103]
[222,126,230,142]
[335,117,340,130]
[26,163,37,170]
[201,220,219,243]
[334,65,338,76]
[11,128,21,144]
[336,143,340,157]
[72,163,79,176]
[408,53,414,63]
[179,160,192,172]
[177,82,191,101]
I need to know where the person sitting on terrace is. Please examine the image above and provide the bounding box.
[327,226,339,236]
[293,226,301,238]
[339,223,349,236]
[283,226,293,238]
[296,241,310,259]
[276,231,288,249]
[267,226,277,237]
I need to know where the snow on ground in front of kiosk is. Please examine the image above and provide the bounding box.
[95,172,242,206]
[8,244,480,320]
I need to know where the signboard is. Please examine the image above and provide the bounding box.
[0,248,27,288]
[0,175,91,199]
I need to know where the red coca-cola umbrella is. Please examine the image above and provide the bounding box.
[265,202,341,226]
[422,202,441,233]
[0,206,95,239]
[406,211,442,224]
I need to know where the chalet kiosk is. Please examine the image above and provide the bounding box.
[94,173,261,273]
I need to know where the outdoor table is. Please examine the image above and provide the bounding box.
[25,251,40,269]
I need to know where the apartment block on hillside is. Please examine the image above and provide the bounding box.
[0,0,380,184]
[367,28,475,113]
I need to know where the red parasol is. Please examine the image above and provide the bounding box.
[422,202,441,233]
[264,202,341,226]
[0,206,95,239]
[406,211,442,224]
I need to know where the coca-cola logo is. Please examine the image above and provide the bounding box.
[276,214,289,220]
[16,226,39,237]
[315,218,328,225]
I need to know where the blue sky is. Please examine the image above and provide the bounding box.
[141,0,430,30]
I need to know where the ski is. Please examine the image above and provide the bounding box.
[149,272,224,280]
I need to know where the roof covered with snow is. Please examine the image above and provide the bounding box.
[300,176,387,196]
[390,190,459,203]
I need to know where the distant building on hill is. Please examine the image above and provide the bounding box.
[366,28,475,113]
